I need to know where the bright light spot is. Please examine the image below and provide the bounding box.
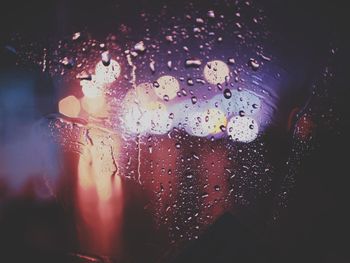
[58,95,81,118]
[121,90,172,135]
[185,111,211,137]
[95,59,121,84]
[227,116,259,143]
[121,90,151,135]
[135,82,158,106]
[81,96,108,118]
[203,108,227,134]
[81,79,102,98]
[155,75,180,100]
[219,89,261,116]
[203,60,230,85]
[78,128,119,201]
[147,102,173,135]
[78,154,94,190]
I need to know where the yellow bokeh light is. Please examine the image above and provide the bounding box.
[81,95,108,118]
[204,108,227,134]
[58,95,81,118]
[203,60,230,85]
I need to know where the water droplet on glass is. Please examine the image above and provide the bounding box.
[153,81,160,88]
[101,51,111,66]
[185,58,202,67]
[191,96,198,104]
[149,60,156,73]
[248,58,260,71]
[72,32,81,40]
[223,88,232,99]
[60,57,74,68]
[134,41,146,52]
[165,35,174,42]
[196,18,204,24]
[187,78,194,86]
[163,94,169,101]
[167,60,172,69]
[228,57,235,64]
[207,10,215,18]
[239,110,245,117]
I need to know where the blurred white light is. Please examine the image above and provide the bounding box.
[154,75,180,100]
[81,79,102,98]
[185,110,211,137]
[203,108,227,134]
[121,90,172,135]
[218,89,261,116]
[227,116,259,143]
[203,60,230,85]
[121,102,150,135]
[95,59,121,84]
[135,82,158,106]
[147,102,173,135]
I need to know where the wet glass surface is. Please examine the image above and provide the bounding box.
[0,0,348,262]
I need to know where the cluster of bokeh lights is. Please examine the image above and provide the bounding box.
[59,56,261,143]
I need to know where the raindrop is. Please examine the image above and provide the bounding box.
[72,32,81,40]
[196,18,204,24]
[228,57,235,64]
[60,57,74,68]
[101,51,111,66]
[220,125,226,132]
[214,185,220,191]
[76,71,91,80]
[187,78,194,86]
[163,95,169,101]
[165,35,174,42]
[149,60,156,73]
[191,96,198,104]
[153,81,160,88]
[167,60,172,70]
[239,110,245,117]
[175,142,181,149]
[193,153,200,160]
[248,58,260,71]
[134,41,146,52]
[223,88,232,99]
[185,58,202,67]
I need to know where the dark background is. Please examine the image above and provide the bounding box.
[0,0,349,262]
